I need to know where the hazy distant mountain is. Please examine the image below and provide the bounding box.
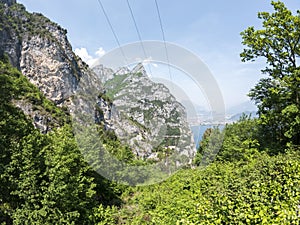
[228,111,258,122]
[227,101,257,115]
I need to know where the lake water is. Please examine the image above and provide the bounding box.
[191,125,225,149]
[190,125,213,149]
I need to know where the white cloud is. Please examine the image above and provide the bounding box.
[151,63,158,68]
[141,57,158,69]
[74,47,105,66]
[95,47,106,57]
[74,48,92,62]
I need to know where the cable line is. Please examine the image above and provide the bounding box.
[154,0,172,83]
[126,0,153,76]
[126,0,146,59]
[96,0,127,64]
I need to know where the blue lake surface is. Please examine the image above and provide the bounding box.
[190,125,212,149]
[191,125,225,149]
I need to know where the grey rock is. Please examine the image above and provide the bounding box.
[0,2,99,130]
[0,0,16,6]
[1,3,195,165]
[93,64,114,84]
[95,63,196,162]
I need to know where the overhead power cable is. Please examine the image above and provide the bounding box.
[96,0,127,64]
[126,0,147,59]
[154,0,172,83]
[126,0,153,76]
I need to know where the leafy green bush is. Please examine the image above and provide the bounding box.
[0,60,123,224]
[115,152,300,224]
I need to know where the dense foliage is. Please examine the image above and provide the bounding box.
[0,2,67,41]
[240,1,300,150]
[0,58,122,224]
[0,1,299,224]
[115,152,300,224]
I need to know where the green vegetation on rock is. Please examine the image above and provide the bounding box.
[0,1,299,224]
[104,74,130,100]
[0,59,122,224]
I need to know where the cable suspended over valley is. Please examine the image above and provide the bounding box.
[95,0,173,84]
[96,0,127,64]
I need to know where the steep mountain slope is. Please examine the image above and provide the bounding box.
[0,58,101,224]
[0,0,100,132]
[0,0,195,163]
[94,63,195,161]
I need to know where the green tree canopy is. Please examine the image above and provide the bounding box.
[240,1,300,149]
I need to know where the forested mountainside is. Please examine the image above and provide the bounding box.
[0,0,193,161]
[0,57,104,224]
[0,0,300,224]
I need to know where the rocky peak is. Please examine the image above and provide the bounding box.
[94,63,195,161]
[0,2,100,131]
[1,2,195,165]
[115,66,131,75]
[93,64,114,84]
[0,0,16,6]
[131,63,147,75]
[0,2,91,104]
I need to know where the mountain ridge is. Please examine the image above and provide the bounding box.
[0,0,15,6]
[93,63,195,160]
[1,1,195,162]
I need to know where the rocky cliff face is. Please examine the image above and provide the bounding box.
[0,2,88,104]
[0,0,15,7]
[0,1,21,67]
[1,1,195,162]
[0,1,100,131]
[94,63,195,161]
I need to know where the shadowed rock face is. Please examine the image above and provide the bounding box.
[0,3,85,103]
[0,2,100,131]
[0,0,16,6]
[1,1,195,163]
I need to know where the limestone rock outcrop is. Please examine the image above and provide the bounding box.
[94,63,195,161]
[1,1,195,162]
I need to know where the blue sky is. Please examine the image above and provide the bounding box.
[18,0,299,109]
